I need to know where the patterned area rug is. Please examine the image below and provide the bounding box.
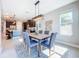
[15,43,48,58]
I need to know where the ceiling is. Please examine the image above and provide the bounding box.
[1,0,77,20]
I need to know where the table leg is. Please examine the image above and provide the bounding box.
[38,40,41,57]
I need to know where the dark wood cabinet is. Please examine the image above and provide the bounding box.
[27,20,35,27]
[6,20,16,39]
[6,21,16,28]
[23,20,36,31]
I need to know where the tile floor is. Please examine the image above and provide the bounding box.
[0,39,79,58]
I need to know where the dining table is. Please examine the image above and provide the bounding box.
[29,33,49,57]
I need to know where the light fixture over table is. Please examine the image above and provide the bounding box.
[32,0,43,21]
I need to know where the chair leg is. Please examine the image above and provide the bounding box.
[29,47,31,56]
[24,43,28,50]
[24,43,26,48]
[26,45,28,51]
[48,47,55,58]
[49,48,51,57]
[37,45,38,51]
[40,46,42,52]
[51,46,55,52]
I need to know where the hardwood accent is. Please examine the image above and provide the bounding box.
[29,33,49,40]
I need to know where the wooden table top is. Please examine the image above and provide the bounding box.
[29,33,49,40]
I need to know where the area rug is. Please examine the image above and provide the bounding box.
[15,43,48,58]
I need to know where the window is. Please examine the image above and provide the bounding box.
[60,12,73,36]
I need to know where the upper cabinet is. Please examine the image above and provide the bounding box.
[23,20,36,31]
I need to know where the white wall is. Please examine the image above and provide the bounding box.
[45,1,79,46]
[0,7,1,53]
[0,0,2,52]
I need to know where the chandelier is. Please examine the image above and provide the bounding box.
[32,0,43,21]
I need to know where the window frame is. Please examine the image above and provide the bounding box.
[59,10,73,36]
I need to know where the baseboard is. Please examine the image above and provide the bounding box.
[56,40,79,49]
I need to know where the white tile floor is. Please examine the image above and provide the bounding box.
[0,48,17,58]
[0,39,79,58]
[0,39,17,58]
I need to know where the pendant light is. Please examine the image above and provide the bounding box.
[32,0,43,21]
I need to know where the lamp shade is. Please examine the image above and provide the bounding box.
[32,15,43,21]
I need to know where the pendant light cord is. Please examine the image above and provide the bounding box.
[35,0,40,16]
[38,0,39,16]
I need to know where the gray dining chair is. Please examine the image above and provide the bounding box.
[41,32,57,57]
[23,31,38,56]
[44,30,49,34]
[39,30,43,34]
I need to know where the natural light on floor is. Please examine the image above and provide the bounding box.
[42,45,68,58]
